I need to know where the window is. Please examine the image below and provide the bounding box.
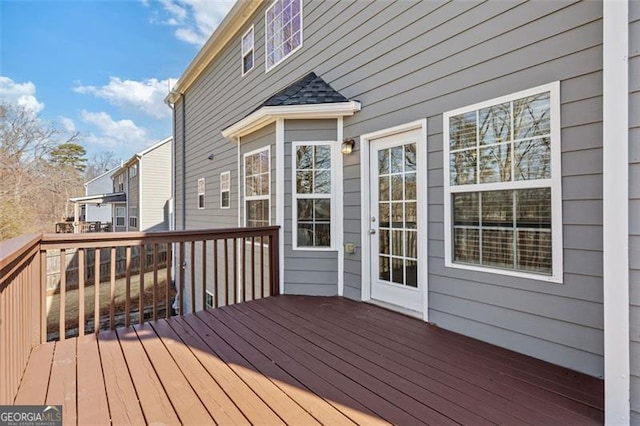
[220,171,231,209]
[116,174,124,192]
[129,206,138,228]
[129,164,137,178]
[443,82,562,282]
[197,178,205,209]
[115,206,126,227]
[241,26,254,75]
[244,148,270,227]
[205,291,214,309]
[265,0,302,71]
[293,142,332,248]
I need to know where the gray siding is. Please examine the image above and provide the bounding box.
[284,119,338,296]
[176,0,605,376]
[140,140,172,232]
[630,1,640,422]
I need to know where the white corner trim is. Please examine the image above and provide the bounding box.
[276,118,285,295]
[603,1,630,424]
[337,117,345,297]
[222,102,362,139]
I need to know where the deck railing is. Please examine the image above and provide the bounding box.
[0,226,279,405]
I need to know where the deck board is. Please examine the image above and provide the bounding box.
[15,296,604,426]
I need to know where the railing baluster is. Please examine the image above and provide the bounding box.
[125,246,132,327]
[251,236,256,301]
[94,248,100,334]
[190,241,195,314]
[78,248,85,336]
[241,237,246,303]
[110,247,116,330]
[153,244,158,322]
[233,238,238,304]
[59,248,66,341]
[260,236,265,299]
[201,240,206,311]
[139,244,145,325]
[224,239,229,306]
[179,242,185,315]
[41,250,47,343]
[166,243,172,319]
[213,240,219,308]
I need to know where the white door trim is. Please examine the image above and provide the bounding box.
[360,119,428,321]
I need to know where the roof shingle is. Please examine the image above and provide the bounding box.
[259,72,348,108]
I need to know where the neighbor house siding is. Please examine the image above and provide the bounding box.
[630,0,640,422]
[84,173,113,223]
[284,119,338,296]
[112,169,128,232]
[176,0,604,376]
[140,140,172,232]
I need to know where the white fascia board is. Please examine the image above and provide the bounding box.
[222,101,361,139]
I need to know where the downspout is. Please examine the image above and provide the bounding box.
[182,94,187,231]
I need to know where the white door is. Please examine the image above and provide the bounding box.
[369,129,423,312]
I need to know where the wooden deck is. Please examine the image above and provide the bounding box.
[15,296,604,425]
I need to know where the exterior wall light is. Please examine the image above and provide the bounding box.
[207,153,215,160]
[341,139,355,155]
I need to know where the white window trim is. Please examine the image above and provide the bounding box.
[197,177,205,210]
[443,81,563,283]
[220,171,231,209]
[291,141,337,251]
[243,146,271,227]
[264,0,303,73]
[241,25,254,76]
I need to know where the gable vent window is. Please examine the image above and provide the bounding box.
[242,26,254,75]
[265,0,302,71]
[443,82,563,283]
[220,171,231,209]
[198,178,205,209]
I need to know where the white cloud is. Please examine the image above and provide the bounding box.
[59,116,77,133]
[80,110,150,150]
[0,76,45,113]
[154,0,235,46]
[74,77,174,120]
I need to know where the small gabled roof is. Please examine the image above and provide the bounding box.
[259,72,349,108]
[222,72,360,139]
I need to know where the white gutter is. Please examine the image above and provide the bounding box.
[603,1,630,424]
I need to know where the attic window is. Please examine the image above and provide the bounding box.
[242,26,254,75]
[265,0,302,72]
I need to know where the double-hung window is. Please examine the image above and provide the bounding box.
[241,26,254,75]
[115,206,126,227]
[220,171,231,209]
[116,174,124,192]
[244,148,270,227]
[197,178,205,209]
[265,0,302,71]
[293,142,333,249]
[129,206,138,229]
[443,82,562,282]
[129,164,137,178]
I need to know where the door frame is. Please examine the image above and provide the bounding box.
[360,119,429,321]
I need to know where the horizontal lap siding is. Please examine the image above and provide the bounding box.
[85,175,113,223]
[178,0,604,375]
[284,119,338,296]
[630,1,639,423]
[141,141,172,232]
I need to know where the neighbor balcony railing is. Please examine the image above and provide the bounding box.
[0,226,280,405]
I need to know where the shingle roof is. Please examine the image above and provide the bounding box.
[259,72,348,108]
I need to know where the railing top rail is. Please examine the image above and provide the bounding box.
[40,226,280,249]
[0,234,41,276]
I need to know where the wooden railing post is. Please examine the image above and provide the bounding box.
[270,230,280,296]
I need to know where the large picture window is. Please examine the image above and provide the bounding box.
[293,142,332,248]
[265,0,302,71]
[443,82,562,282]
[244,148,270,227]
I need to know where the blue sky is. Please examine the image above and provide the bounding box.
[0,0,234,160]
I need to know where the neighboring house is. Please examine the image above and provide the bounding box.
[82,167,119,223]
[165,1,637,421]
[111,137,173,232]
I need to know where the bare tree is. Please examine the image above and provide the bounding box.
[85,151,121,181]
